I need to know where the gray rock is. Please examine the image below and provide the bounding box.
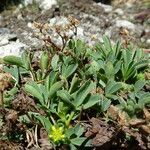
[20,31,44,49]
[114,8,124,16]
[95,2,113,13]
[0,28,17,42]
[146,39,150,45]
[23,0,57,10]
[115,20,136,30]
[49,16,84,46]
[0,41,27,58]
[0,28,29,58]
[0,39,9,46]
[39,0,57,10]
[114,20,144,37]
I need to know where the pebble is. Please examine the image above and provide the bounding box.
[95,2,113,13]
[115,20,136,30]
[39,0,57,10]
[23,0,57,10]
[0,39,9,46]
[114,8,124,16]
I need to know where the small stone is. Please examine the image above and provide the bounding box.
[27,22,33,28]
[17,14,24,20]
[0,39,9,46]
[39,0,57,10]
[23,0,33,6]
[23,0,57,10]
[18,4,23,9]
[96,2,113,13]
[146,39,150,45]
[114,8,124,15]
[49,16,69,27]
[115,20,135,30]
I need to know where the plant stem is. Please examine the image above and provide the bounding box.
[66,111,74,127]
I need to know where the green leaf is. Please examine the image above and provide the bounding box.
[114,61,121,74]
[24,82,44,104]
[83,94,100,109]
[75,39,86,56]
[6,87,18,95]
[28,112,51,133]
[74,81,96,107]
[103,36,113,52]
[62,63,78,78]
[135,60,149,70]
[22,52,30,70]
[105,61,115,79]
[70,144,77,150]
[3,55,23,67]
[51,54,59,71]
[134,80,146,92]
[71,137,86,146]
[68,39,75,50]
[40,52,49,72]
[99,79,106,88]
[69,74,79,94]
[65,127,75,138]
[45,71,58,91]
[39,84,48,104]
[57,90,75,108]
[105,80,122,95]
[113,40,121,58]
[48,81,64,98]
[74,124,85,137]
[100,98,111,112]
[91,60,100,72]
[138,95,150,108]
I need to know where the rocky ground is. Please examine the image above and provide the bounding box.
[0,0,149,57]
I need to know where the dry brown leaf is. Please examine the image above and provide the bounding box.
[141,124,150,134]
[118,111,128,126]
[143,108,150,121]
[5,110,18,123]
[145,72,150,80]
[26,129,35,148]
[85,118,116,147]
[39,139,53,150]
[0,73,12,91]
[107,105,119,120]
[129,118,145,127]
[122,126,147,149]
[96,87,104,95]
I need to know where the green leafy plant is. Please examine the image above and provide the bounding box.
[118,81,150,117]
[1,35,150,149]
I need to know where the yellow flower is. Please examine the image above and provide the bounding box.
[49,125,65,143]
